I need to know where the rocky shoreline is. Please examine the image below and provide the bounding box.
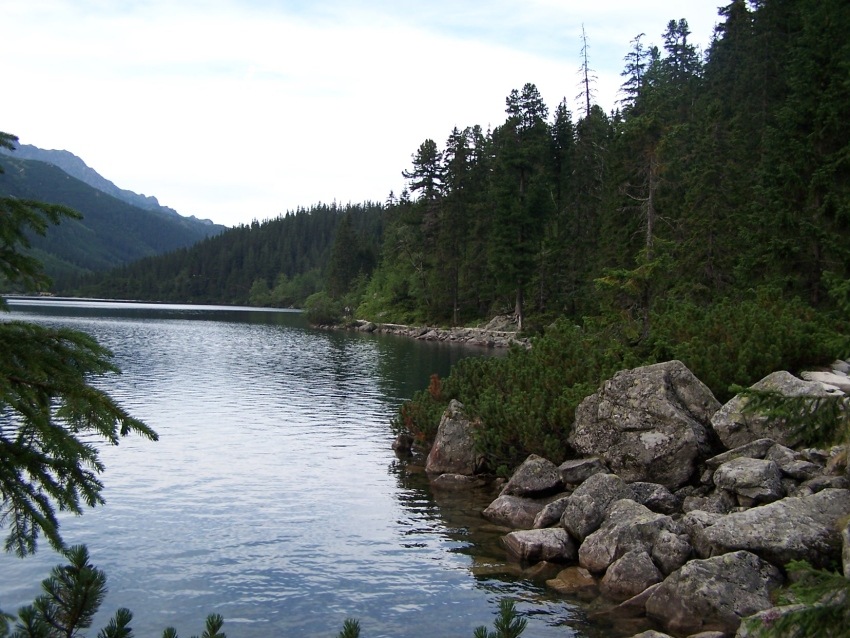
[348,315,530,349]
[410,359,850,638]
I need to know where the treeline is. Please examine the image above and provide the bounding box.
[71,0,850,335]
[358,0,850,331]
[393,0,850,474]
[69,202,384,305]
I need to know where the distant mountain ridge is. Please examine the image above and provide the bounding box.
[0,149,227,286]
[0,142,217,226]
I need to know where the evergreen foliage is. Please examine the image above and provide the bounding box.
[744,560,850,638]
[473,600,527,638]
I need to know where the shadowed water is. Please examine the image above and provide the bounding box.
[0,300,629,638]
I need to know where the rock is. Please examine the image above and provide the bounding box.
[503,528,577,563]
[682,491,736,515]
[705,439,777,470]
[431,473,488,490]
[570,360,720,489]
[735,605,810,638]
[560,473,634,541]
[425,400,482,476]
[501,454,563,497]
[610,582,661,618]
[627,631,674,638]
[713,457,784,506]
[800,369,850,393]
[843,518,850,578]
[600,549,663,601]
[391,432,413,454]
[558,457,609,485]
[651,529,693,575]
[482,495,546,529]
[533,495,570,529]
[710,371,843,449]
[765,443,822,481]
[699,488,850,569]
[681,510,723,558]
[578,499,686,575]
[546,566,598,599]
[629,482,680,515]
[799,474,850,494]
[645,551,783,635]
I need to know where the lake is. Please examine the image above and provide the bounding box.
[0,300,623,638]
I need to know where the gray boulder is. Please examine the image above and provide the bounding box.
[533,495,570,529]
[699,488,850,569]
[645,551,783,635]
[713,457,784,506]
[558,457,609,485]
[680,510,723,558]
[503,528,577,563]
[560,473,634,541]
[765,443,822,481]
[704,438,777,470]
[710,371,844,449]
[430,473,488,490]
[501,454,563,497]
[425,400,482,476]
[843,518,850,578]
[682,490,736,515]
[482,495,546,529]
[600,549,663,601]
[578,499,688,576]
[570,360,720,489]
[736,605,810,638]
[629,482,680,515]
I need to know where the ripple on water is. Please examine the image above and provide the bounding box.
[0,302,635,638]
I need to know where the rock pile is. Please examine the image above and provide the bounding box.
[423,360,850,638]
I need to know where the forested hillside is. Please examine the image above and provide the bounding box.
[70,202,384,305]
[357,0,850,331]
[0,155,224,283]
[72,1,849,335]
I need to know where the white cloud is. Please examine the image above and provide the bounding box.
[3,0,722,226]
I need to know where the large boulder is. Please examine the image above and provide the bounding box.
[713,457,784,506]
[503,528,577,563]
[570,360,720,489]
[560,473,634,541]
[629,482,680,515]
[482,495,546,529]
[699,488,850,569]
[425,400,482,476]
[501,454,563,497]
[578,499,690,576]
[645,551,783,635]
[599,549,663,601]
[710,371,844,449]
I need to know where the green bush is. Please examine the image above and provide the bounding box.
[396,288,850,475]
[304,291,344,325]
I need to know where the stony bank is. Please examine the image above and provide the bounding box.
[405,359,850,638]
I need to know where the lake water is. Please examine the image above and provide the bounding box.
[0,300,625,638]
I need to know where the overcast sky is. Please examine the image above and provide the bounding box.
[4,1,723,227]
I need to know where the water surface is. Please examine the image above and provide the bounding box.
[0,300,621,637]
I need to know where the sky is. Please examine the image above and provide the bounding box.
[4,0,724,227]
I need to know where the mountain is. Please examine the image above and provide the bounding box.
[0,154,226,283]
[0,143,216,225]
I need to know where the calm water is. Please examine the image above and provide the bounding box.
[0,300,619,638]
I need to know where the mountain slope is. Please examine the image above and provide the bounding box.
[0,143,215,225]
[0,155,225,281]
